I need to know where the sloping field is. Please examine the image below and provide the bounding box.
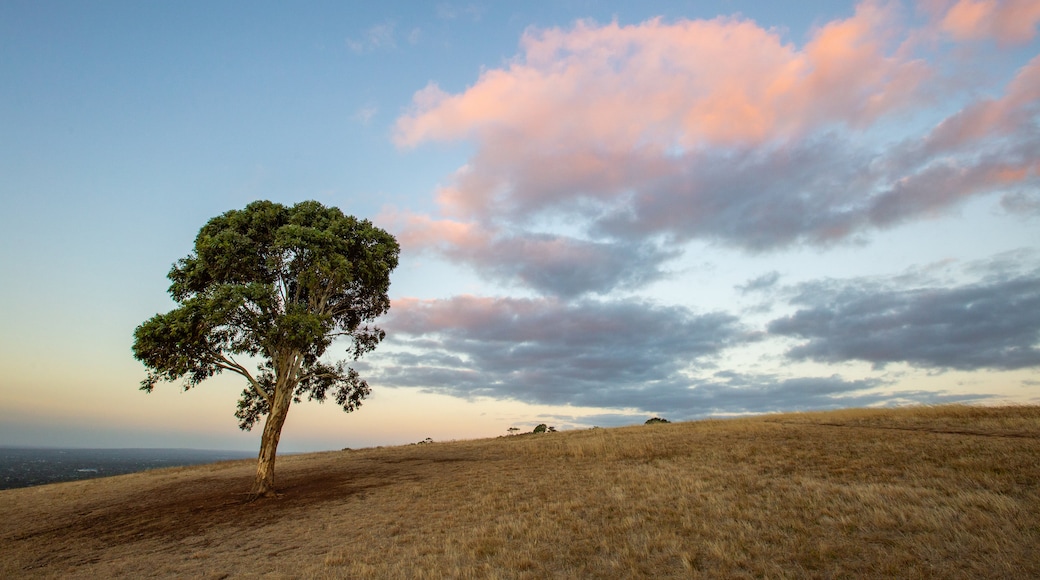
[1,405,1038,578]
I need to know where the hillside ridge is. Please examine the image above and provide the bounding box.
[2,404,1038,578]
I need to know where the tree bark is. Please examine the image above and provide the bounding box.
[251,385,293,498]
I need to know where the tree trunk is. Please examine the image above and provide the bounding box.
[251,388,292,498]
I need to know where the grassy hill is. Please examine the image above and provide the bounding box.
[1,405,1038,578]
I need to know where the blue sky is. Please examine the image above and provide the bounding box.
[1,0,1038,452]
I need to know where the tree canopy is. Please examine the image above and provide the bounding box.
[132,200,399,496]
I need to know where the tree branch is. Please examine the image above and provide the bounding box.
[215,353,271,404]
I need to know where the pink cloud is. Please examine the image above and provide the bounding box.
[873,53,1040,223]
[388,0,1038,293]
[923,53,1040,150]
[868,158,1038,226]
[381,208,676,297]
[396,2,928,151]
[379,209,490,251]
[800,1,931,125]
[925,0,1040,45]
[394,2,929,221]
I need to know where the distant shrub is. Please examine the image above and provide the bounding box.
[507,427,520,435]
[645,417,670,424]
[533,424,548,434]
[548,426,557,433]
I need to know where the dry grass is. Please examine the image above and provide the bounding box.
[1,404,1038,578]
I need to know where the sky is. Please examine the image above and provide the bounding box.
[1,0,1038,452]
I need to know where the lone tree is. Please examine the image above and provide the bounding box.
[132,200,399,497]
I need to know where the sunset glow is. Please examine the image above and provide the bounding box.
[1,0,1037,451]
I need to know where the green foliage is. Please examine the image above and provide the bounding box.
[645,417,671,424]
[533,424,548,434]
[132,200,399,430]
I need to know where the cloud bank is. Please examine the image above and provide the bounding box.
[371,295,939,417]
[387,1,1038,299]
[770,267,1040,371]
[377,295,749,403]
[375,1,1039,419]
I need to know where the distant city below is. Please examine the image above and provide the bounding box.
[0,447,256,490]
